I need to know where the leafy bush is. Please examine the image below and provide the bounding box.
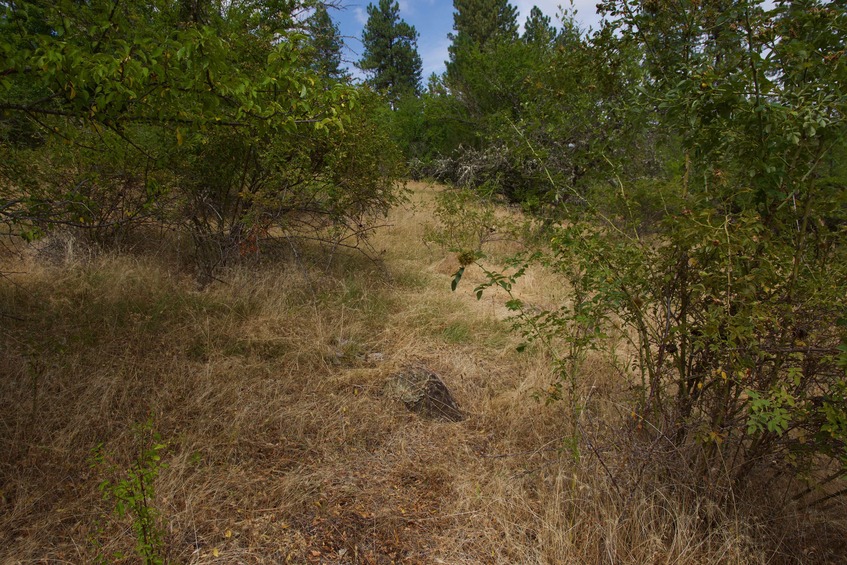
[0,1,405,279]
[423,187,524,254]
[459,0,847,503]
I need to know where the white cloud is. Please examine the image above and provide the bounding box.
[419,36,451,78]
[513,0,605,33]
[352,0,416,24]
[398,0,441,16]
[353,6,368,25]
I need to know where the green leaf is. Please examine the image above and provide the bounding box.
[451,267,465,292]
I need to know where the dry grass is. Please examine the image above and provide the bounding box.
[0,181,842,564]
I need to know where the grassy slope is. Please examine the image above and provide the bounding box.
[0,182,839,563]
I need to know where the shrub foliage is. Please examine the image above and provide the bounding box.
[449,0,847,502]
[1,0,404,277]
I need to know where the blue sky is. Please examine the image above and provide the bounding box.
[328,0,607,80]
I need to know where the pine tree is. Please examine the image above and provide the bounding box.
[522,6,556,46]
[448,0,518,58]
[359,0,423,104]
[307,4,345,80]
[445,0,519,118]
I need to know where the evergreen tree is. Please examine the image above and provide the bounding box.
[522,6,556,46]
[307,4,345,80]
[448,0,518,58]
[445,0,519,105]
[359,0,423,104]
[444,0,520,128]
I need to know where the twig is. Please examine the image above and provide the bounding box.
[577,420,623,499]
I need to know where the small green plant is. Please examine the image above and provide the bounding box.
[92,417,168,565]
[424,187,526,258]
[452,253,590,468]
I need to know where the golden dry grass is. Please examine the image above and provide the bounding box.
[0,181,842,564]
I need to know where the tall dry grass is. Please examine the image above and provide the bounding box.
[0,181,842,563]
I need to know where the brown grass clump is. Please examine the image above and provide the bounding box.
[0,181,843,564]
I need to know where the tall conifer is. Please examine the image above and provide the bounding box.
[359,0,423,104]
[522,6,556,46]
[448,0,518,59]
[307,4,345,80]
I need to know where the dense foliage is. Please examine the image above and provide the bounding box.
[404,4,647,208]
[438,0,847,506]
[1,0,404,279]
[448,0,518,51]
